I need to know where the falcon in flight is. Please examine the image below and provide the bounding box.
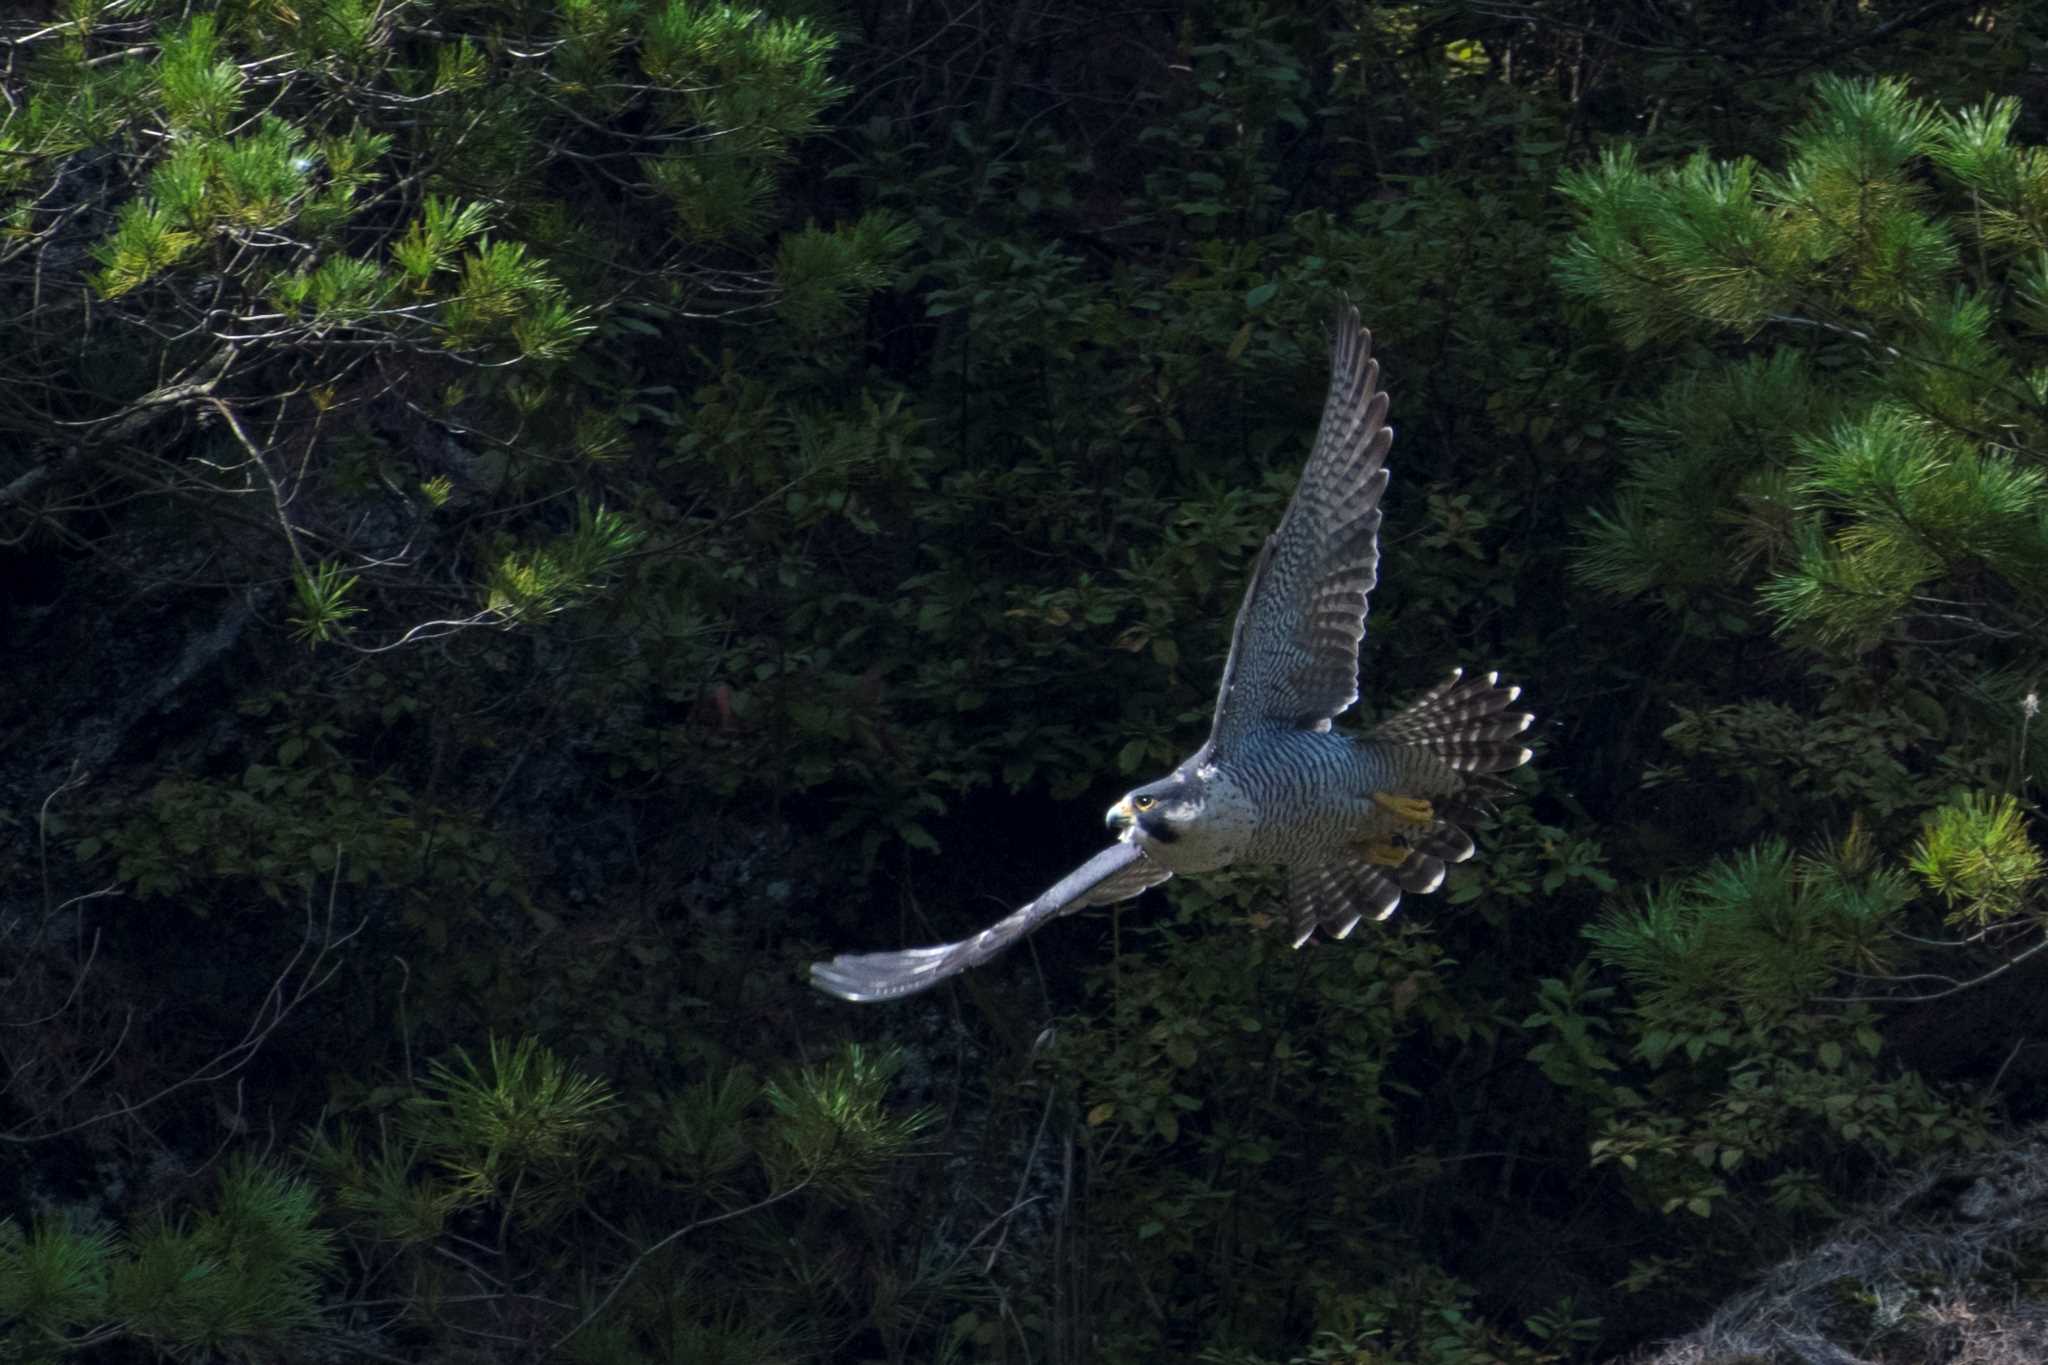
[811,307,1532,1002]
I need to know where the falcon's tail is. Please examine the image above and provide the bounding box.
[1371,668,1534,776]
[1289,669,1532,946]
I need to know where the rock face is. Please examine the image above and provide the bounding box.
[1631,1124,2048,1365]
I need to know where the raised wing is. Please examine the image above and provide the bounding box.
[809,841,1171,1002]
[1207,306,1392,758]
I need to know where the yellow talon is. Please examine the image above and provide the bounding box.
[1372,792,1434,825]
[1362,842,1410,867]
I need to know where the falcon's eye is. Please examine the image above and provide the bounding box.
[1133,795,1156,811]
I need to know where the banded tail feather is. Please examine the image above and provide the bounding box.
[1289,861,1403,947]
[1373,668,1534,774]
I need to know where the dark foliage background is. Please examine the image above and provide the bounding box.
[2,0,2045,1361]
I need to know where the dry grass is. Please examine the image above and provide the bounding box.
[1624,1124,2048,1365]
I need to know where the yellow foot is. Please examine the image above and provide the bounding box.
[1372,792,1434,825]
[1361,841,1410,867]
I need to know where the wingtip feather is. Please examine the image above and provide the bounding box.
[808,951,950,1003]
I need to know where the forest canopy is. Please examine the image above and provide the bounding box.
[1,1,2044,1362]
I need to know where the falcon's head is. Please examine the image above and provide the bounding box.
[1105,769,1205,847]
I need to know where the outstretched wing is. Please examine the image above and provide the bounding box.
[1207,305,1392,759]
[809,841,1171,1002]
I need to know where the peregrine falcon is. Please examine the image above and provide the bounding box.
[810,307,1532,1002]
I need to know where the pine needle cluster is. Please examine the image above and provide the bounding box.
[0,1160,335,1357]
[1562,76,2048,654]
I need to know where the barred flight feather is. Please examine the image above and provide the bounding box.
[1289,861,1404,947]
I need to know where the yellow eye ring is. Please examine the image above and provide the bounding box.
[1133,795,1156,811]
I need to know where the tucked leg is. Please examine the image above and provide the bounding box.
[1371,791,1434,825]
[1360,841,1410,867]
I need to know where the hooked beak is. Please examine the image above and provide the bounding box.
[1105,797,1135,836]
